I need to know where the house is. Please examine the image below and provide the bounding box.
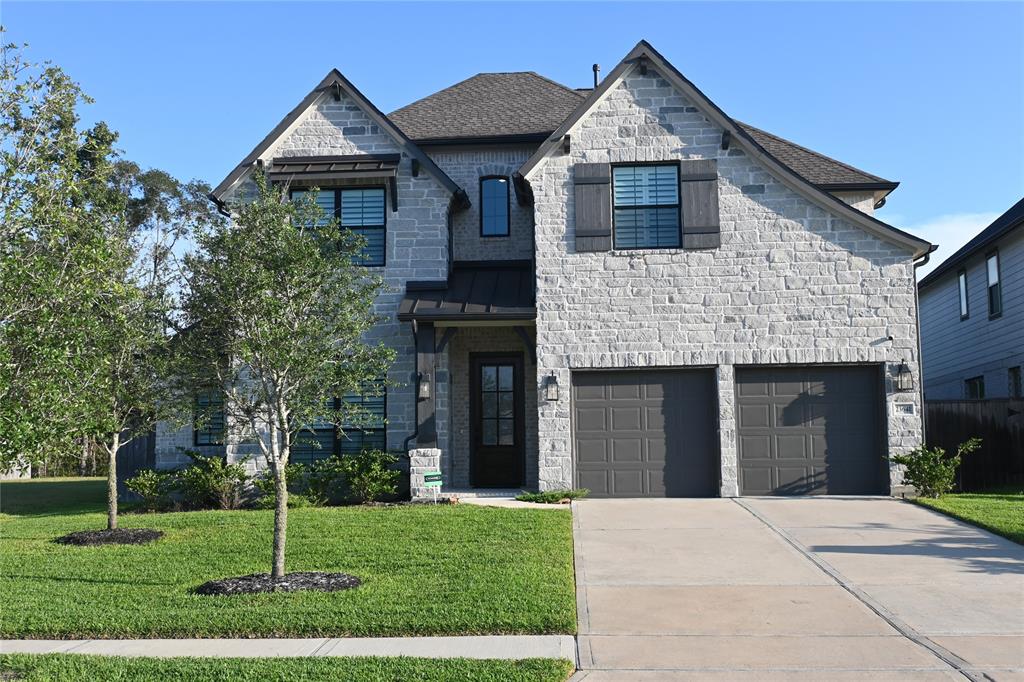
[156,41,933,498]
[919,198,1024,400]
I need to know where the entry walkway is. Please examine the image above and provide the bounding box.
[571,497,1023,681]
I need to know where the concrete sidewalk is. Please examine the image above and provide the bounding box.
[0,635,577,662]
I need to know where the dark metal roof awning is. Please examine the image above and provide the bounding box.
[268,154,401,204]
[398,260,536,322]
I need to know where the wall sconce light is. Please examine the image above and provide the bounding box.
[545,371,560,402]
[895,361,914,392]
[418,372,431,400]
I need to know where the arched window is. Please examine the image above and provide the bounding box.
[480,176,510,237]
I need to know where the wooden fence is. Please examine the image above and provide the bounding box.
[115,431,155,499]
[925,399,1024,491]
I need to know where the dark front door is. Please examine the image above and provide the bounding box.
[471,354,525,488]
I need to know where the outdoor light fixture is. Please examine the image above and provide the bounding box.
[895,361,914,392]
[545,372,560,402]
[418,372,431,400]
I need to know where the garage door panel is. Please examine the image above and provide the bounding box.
[573,369,717,498]
[737,366,883,496]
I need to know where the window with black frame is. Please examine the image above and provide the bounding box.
[986,251,1002,318]
[612,164,681,249]
[480,176,510,237]
[290,187,386,266]
[339,379,387,455]
[193,391,225,446]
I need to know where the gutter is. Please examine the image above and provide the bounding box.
[912,247,935,443]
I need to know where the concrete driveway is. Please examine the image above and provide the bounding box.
[572,498,1024,681]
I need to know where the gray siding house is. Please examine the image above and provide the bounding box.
[156,41,933,498]
[919,198,1024,400]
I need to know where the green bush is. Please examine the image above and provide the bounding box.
[339,450,400,503]
[176,450,250,510]
[516,489,590,504]
[124,469,175,512]
[890,438,981,498]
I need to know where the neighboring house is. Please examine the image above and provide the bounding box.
[919,198,1024,400]
[156,40,933,498]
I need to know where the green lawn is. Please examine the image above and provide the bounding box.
[914,486,1024,545]
[0,654,574,682]
[0,478,576,638]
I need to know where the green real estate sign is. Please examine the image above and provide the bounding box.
[423,470,442,488]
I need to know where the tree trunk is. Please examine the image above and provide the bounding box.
[271,461,288,579]
[106,432,120,531]
[79,437,88,477]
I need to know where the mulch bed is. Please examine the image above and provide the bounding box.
[194,571,362,596]
[54,528,164,546]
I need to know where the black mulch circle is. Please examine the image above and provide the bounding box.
[194,572,362,596]
[54,528,164,546]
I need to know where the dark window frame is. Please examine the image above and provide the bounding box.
[479,176,511,238]
[965,375,985,400]
[611,162,683,251]
[957,268,969,320]
[986,249,1002,319]
[288,185,387,267]
[193,390,225,446]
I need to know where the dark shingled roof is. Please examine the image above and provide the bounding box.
[388,72,896,190]
[918,197,1024,290]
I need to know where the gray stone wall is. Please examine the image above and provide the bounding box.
[529,66,923,494]
[426,145,535,262]
[444,326,538,489]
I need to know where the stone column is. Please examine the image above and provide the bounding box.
[717,364,739,497]
[409,447,442,500]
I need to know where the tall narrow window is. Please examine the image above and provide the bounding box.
[958,270,969,319]
[987,251,1002,318]
[194,391,225,446]
[612,164,681,249]
[965,376,985,400]
[290,187,387,266]
[480,177,510,237]
[1009,367,1022,399]
[340,379,387,455]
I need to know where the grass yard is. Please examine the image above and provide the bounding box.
[0,654,574,682]
[0,478,576,638]
[914,486,1024,545]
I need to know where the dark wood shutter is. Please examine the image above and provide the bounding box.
[679,159,720,249]
[574,163,612,252]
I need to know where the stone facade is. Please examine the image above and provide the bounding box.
[528,66,922,494]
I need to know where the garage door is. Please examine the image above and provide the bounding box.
[736,366,885,495]
[573,369,717,497]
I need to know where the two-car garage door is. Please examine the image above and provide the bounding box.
[572,366,885,497]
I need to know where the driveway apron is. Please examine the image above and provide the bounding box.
[572,498,1023,681]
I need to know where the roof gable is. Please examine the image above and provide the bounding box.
[517,40,932,258]
[211,69,463,202]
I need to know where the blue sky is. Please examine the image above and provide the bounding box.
[6,2,1023,273]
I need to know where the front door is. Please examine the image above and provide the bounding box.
[470,354,525,488]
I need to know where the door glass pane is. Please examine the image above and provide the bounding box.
[481,366,497,391]
[498,419,514,445]
[482,392,497,418]
[498,392,514,418]
[498,365,513,391]
[481,420,497,446]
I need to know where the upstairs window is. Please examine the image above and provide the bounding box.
[480,177,510,237]
[290,187,386,266]
[612,164,681,249]
[965,376,985,400]
[340,379,387,455]
[194,391,225,446]
[987,251,1002,318]
[958,270,969,319]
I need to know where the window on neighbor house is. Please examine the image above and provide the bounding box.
[339,379,387,455]
[965,376,985,400]
[612,164,681,249]
[987,251,1002,318]
[958,269,969,319]
[193,391,225,446]
[290,187,386,266]
[480,177,510,237]
[1009,367,1022,399]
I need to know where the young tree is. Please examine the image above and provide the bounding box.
[182,173,393,578]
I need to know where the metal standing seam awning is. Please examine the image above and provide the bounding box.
[267,154,401,205]
[398,260,536,323]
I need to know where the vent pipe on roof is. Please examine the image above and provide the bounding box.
[592,64,600,88]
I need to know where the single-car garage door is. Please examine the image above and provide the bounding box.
[736,366,885,496]
[573,369,717,497]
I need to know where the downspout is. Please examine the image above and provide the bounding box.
[402,321,420,454]
[912,247,936,446]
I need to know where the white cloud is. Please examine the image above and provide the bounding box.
[898,212,1000,278]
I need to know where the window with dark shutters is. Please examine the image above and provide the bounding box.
[679,159,720,249]
[573,163,612,252]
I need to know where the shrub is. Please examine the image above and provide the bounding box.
[339,450,400,503]
[890,438,981,498]
[252,461,333,508]
[516,489,590,504]
[176,450,250,510]
[125,469,175,512]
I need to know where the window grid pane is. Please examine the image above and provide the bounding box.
[341,188,386,266]
[613,165,681,249]
[481,178,510,236]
